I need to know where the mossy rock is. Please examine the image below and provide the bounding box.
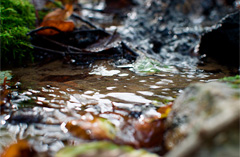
[0,0,36,66]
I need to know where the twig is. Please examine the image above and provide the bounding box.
[40,36,91,54]
[27,26,63,35]
[71,13,110,35]
[71,29,109,36]
[104,28,118,47]
[121,42,139,57]
[31,45,66,55]
[72,13,98,29]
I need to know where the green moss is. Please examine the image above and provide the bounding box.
[0,0,36,66]
[221,75,240,89]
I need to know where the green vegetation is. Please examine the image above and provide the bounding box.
[0,71,12,84]
[221,75,240,89]
[56,141,158,157]
[133,57,178,74]
[0,0,36,65]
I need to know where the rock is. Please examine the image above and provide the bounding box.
[198,11,240,69]
[164,82,240,157]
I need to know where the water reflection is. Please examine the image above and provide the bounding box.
[89,66,120,76]
[0,60,226,156]
[107,92,152,104]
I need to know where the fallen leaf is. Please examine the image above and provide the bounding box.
[37,20,75,35]
[43,4,73,21]
[157,103,172,118]
[132,119,165,147]
[1,140,35,157]
[0,77,10,106]
[37,4,74,35]
[66,116,116,140]
[56,141,158,157]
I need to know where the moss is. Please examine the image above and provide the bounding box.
[0,0,36,66]
[221,75,240,89]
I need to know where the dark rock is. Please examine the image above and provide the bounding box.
[8,110,43,124]
[198,11,240,69]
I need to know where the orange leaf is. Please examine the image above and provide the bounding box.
[43,4,73,21]
[157,103,173,119]
[1,140,35,157]
[38,20,75,35]
[37,4,74,35]
[65,117,116,140]
[133,119,165,147]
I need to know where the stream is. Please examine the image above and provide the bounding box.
[0,0,238,156]
[0,60,228,156]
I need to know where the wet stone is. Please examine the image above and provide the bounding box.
[7,110,43,124]
[164,81,240,157]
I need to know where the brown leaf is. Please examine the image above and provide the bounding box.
[157,103,172,119]
[0,77,10,106]
[37,20,75,35]
[37,4,74,35]
[43,4,73,21]
[66,115,116,140]
[1,140,35,157]
[132,119,165,147]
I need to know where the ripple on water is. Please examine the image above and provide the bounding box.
[107,92,152,104]
[89,66,120,76]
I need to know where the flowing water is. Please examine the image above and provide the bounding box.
[0,0,237,156]
[0,59,228,156]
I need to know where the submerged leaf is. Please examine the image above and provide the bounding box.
[157,103,173,119]
[0,77,11,106]
[56,141,158,157]
[66,116,116,140]
[0,71,12,84]
[133,57,178,74]
[1,140,35,157]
